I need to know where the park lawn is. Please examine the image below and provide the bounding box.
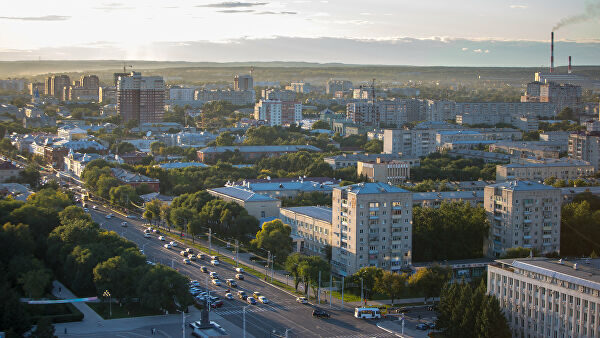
[87,302,163,319]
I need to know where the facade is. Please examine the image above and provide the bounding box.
[110,167,160,192]
[569,132,600,172]
[47,75,70,98]
[0,160,22,182]
[357,158,411,185]
[63,151,103,178]
[484,181,561,258]
[194,89,255,105]
[330,182,413,276]
[207,186,281,219]
[234,74,253,91]
[445,149,512,163]
[490,141,562,159]
[326,80,353,94]
[383,128,439,157]
[254,99,302,126]
[117,72,165,125]
[346,99,425,127]
[286,82,311,93]
[279,206,333,256]
[65,75,100,101]
[261,88,296,101]
[496,158,595,181]
[99,86,117,103]
[197,145,321,163]
[324,152,419,169]
[227,180,335,199]
[412,191,484,208]
[522,81,583,113]
[488,257,600,338]
[28,82,45,96]
[169,86,195,101]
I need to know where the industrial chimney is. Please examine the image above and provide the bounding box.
[550,32,554,73]
[568,56,572,74]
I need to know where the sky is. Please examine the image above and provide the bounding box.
[0,0,599,66]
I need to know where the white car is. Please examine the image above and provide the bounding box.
[158,236,165,241]
[183,258,191,264]
[296,297,308,304]
[210,260,220,266]
[120,221,128,227]
[83,208,89,212]
[258,296,269,304]
[144,233,151,238]
[164,243,172,249]
[211,279,222,286]
[225,293,234,300]
[235,267,245,273]
[105,214,113,219]
[92,205,98,210]
[169,241,178,247]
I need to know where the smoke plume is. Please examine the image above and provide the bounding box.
[553,0,600,31]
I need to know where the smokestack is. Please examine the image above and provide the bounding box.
[550,32,554,73]
[568,56,572,74]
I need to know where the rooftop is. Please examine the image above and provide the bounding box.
[487,180,557,191]
[281,206,332,223]
[111,168,159,183]
[503,159,592,168]
[158,162,210,170]
[437,130,482,135]
[208,186,277,202]
[338,182,409,194]
[413,190,484,201]
[199,145,321,153]
[234,181,335,193]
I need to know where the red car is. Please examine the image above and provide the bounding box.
[210,300,224,308]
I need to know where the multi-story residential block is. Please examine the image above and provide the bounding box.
[331,182,413,276]
[99,86,117,103]
[254,99,302,126]
[286,82,311,93]
[0,78,25,91]
[560,186,600,204]
[47,75,70,98]
[324,153,419,169]
[168,86,195,101]
[28,82,45,96]
[346,99,425,127]
[445,149,512,163]
[357,158,411,185]
[326,79,353,94]
[261,88,296,101]
[234,74,253,91]
[117,72,165,125]
[522,81,583,113]
[0,160,22,182]
[207,186,281,219]
[66,74,100,101]
[484,181,561,258]
[490,141,562,159]
[63,151,103,178]
[569,131,600,171]
[194,88,255,105]
[226,179,336,199]
[488,257,600,338]
[279,206,333,256]
[496,158,594,181]
[540,131,572,144]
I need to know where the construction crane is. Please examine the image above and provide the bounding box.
[371,78,376,103]
[123,63,133,73]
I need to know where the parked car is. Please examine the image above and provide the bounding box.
[258,296,269,304]
[296,297,308,304]
[225,293,234,300]
[312,309,330,318]
[200,266,208,273]
[416,323,429,330]
[246,297,257,305]
[235,267,244,273]
[237,291,247,300]
[189,280,200,287]
[235,274,244,280]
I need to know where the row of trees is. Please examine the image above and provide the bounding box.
[81,160,148,208]
[560,193,600,257]
[412,152,496,181]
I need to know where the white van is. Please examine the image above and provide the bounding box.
[354,307,381,319]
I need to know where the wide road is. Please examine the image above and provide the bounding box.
[85,201,392,338]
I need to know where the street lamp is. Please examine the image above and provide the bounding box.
[242,305,251,338]
[176,308,188,338]
[103,290,111,318]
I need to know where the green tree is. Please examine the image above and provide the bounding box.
[298,255,330,297]
[349,266,384,300]
[408,265,452,303]
[561,198,600,256]
[30,317,56,338]
[556,107,576,120]
[143,199,163,225]
[284,253,305,291]
[93,256,135,304]
[474,295,511,338]
[18,164,41,189]
[18,268,52,298]
[137,264,193,312]
[170,207,196,232]
[96,175,120,198]
[59,205,92,225]
[215,131,236,146]
[250,219,292,263]
[111,142,136,154]
[311,120,330,130]
[109,185,139,208]
[374,270,408,305]
[501,247,539,259]
[362,139,383,153]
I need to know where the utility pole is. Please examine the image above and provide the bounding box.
[360,278,364,305]
[265,251,270,280]
[235,239,239,267]
[318,271,321,304]
[271,255,275,282]
[208,228,212,255]
[329,274,332,309]
[341,276,344,310]
[181,309,185,338]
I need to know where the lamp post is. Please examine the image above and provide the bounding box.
[103,290,111,318]
[176,309,187,338]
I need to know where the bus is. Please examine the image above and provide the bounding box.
[354,307,381,319]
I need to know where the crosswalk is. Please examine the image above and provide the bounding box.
[213,304,309,316]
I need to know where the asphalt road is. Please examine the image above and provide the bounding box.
[85,201,393,338]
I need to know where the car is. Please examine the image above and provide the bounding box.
[158,236,165,241]
[225,292,234,300]
[235,273,244,280]
[186,248,193,254]
[83,208,89,212]
[189,280,201,287]
[210,255,219,261]
[189,288,202,296]
[170,241,178,247]
[152,229,159,233]
[126,214,136,219]
[180,251,188,256]
[197,253,206,260]
[210,274,219,280]
[211,279,222,286]
[189,321,201,329]
[312,309,330,318]
[237,291,247,300]
[144,233,152,238]
[121,221,128,227]
[92,205,98,210]
[144,229,151,234]
[398,307,411,314]
[183,258,191,264]
[210,260,219,266]
[235,267,244,273]
[146,260,156,265]
[246,297,257,305]
[164,243,172,249]
[426,322,435,329]
[105,214,113,219]
[258,296,269,304]
[200,266,208,273]
[296,297,308,304]
[226,279,237,288]
[189,255,197,261]
[416,323,429,330]
[146,227,153,232]
[253,291,262,298]
[210,300,224,308]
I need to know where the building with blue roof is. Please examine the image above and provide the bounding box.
[484,180,561,258]
[207,186,281,220]
[157,162,210,170]
[279,206,333,257]
[496,158,594,182]
[227,179,338,199]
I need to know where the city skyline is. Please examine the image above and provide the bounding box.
[1,0,599,66]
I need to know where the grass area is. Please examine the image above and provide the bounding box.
[25,295,84,323]
[87,302,163,319]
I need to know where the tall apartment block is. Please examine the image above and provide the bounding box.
[484,181,561,258]
[234,74,253,91]
[326,79,353,94]
[569,131,600,172]
[522,81,583,113]
[46,75,70,98]
[331,182,413,276]
[347,100,426,127]
[117,72,165,125]
[254,99,302,126]
[488,257,600,338]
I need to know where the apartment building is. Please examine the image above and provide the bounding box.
[28,82,45,96]
[261,88,296,101]
[169,86,195,101]
[357,158,411,185]
[324,152,419,169]
[207,186,281,219]
[522,81,583,113]
[488,257,600,338]
[347,99,425,127]
[490,141,562,159]
[331,182,413,276]
[117,72,165,125]
[286,82,311,93]
[0,160,22,182]
[279,206,333,256]
[496,158,594,181]
[234,74,253,91]
[569,131,600,172]
[254,99,302,126]
[194,88,255,105]
[484,181,561,258]
[326,79,353,94]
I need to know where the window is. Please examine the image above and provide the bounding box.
[369,202,379,208]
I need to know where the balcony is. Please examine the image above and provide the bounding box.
[524,219,532,223]
[369,215,379,220]
[369,249,379,254]
[341,211,348,217]
[543,226,552,231]
[369,207,379,211]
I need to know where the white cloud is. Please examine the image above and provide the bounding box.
[462,47,469,51]
[509,5,528,9]
[484,49,490,53]
[473,48,483,53]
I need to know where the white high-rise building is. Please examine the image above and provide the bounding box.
[254,99,302,126]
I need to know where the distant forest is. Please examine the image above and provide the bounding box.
[3,60,600,87]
